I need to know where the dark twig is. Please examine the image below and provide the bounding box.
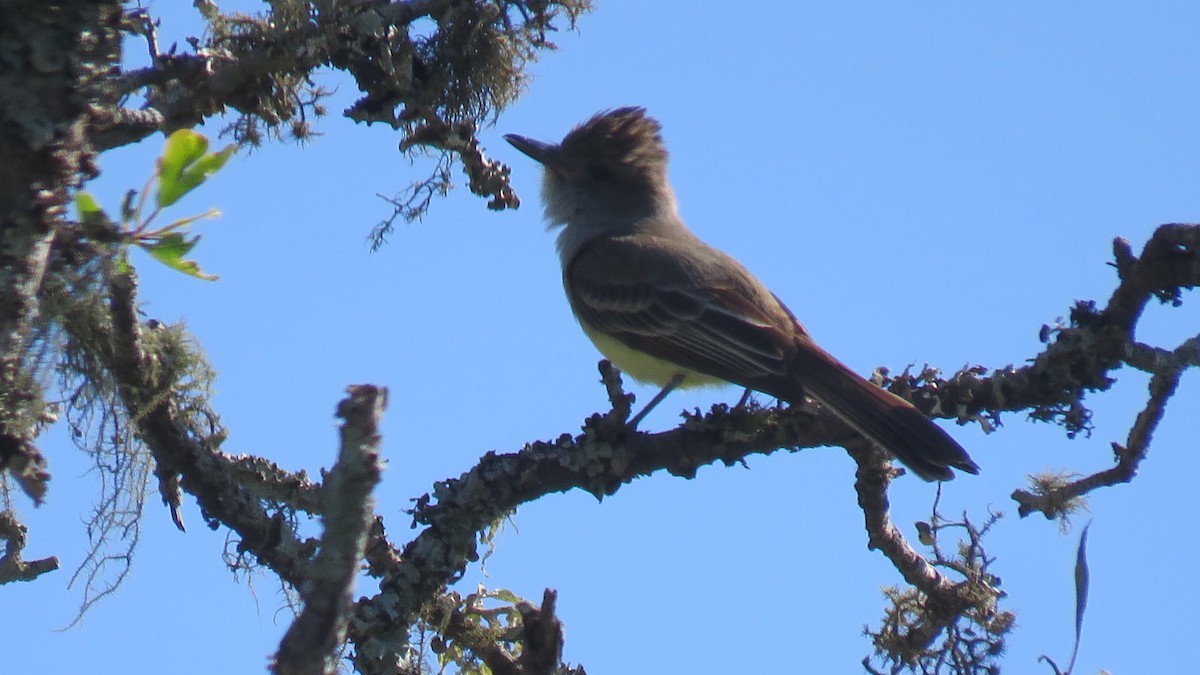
[517,590,567,675]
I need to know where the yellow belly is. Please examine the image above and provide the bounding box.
[581,324,727,389]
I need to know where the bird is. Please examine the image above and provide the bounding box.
[503,107,978,481]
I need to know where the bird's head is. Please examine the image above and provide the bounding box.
[504,107,675,230]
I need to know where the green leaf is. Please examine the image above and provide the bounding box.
[141,233,218,281]
[180,144,236,190]
[157,130,208,207]
[75,191,111,230]
[150,232,198,258]
[1068,521,1093,674]
[75,191,102,215]
[156,130,236,207]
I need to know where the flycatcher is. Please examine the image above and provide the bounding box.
[504,107,978,481]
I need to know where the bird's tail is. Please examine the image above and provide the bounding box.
[774,342,979,481]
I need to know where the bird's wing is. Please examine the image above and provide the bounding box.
[564,233,801,385]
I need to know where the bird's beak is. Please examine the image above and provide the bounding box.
[504,134,564,169]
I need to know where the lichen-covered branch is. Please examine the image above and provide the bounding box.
[0,510,60,584]
[348,382,861,668]
[61,266,317,588]
[850,443,1009,668]
[1003,225,1200,519]
[349,224,1198,668]
[0,431,50,505]
[864,501,1012,672]
[3,2,1195,671]
[274,385,387,675]
[1011,334,1194,519]
[91,1,590,229]
[0,0,123,511]
[848,441,961,596]
[927,224,1199,432]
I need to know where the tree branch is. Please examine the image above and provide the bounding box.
[1012,334,1193,519]
[1006,224,1200,518]
[848,441,1002,655]
[274,385,388,675]
[10,6,1194,669]
[0,0,123,508]
[937,225,1199,426]
[516,589,570,675]
[0,510,59,584]
[66,267,318,586]
[349,224,1199,666]
[348,398,847,667]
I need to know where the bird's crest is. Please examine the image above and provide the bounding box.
[560,107,668,181]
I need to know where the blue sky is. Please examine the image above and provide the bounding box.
[7,2,1199,673]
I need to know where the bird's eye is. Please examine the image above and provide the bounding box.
[589,164,612,181]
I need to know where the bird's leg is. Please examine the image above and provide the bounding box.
[628,374,685,429]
